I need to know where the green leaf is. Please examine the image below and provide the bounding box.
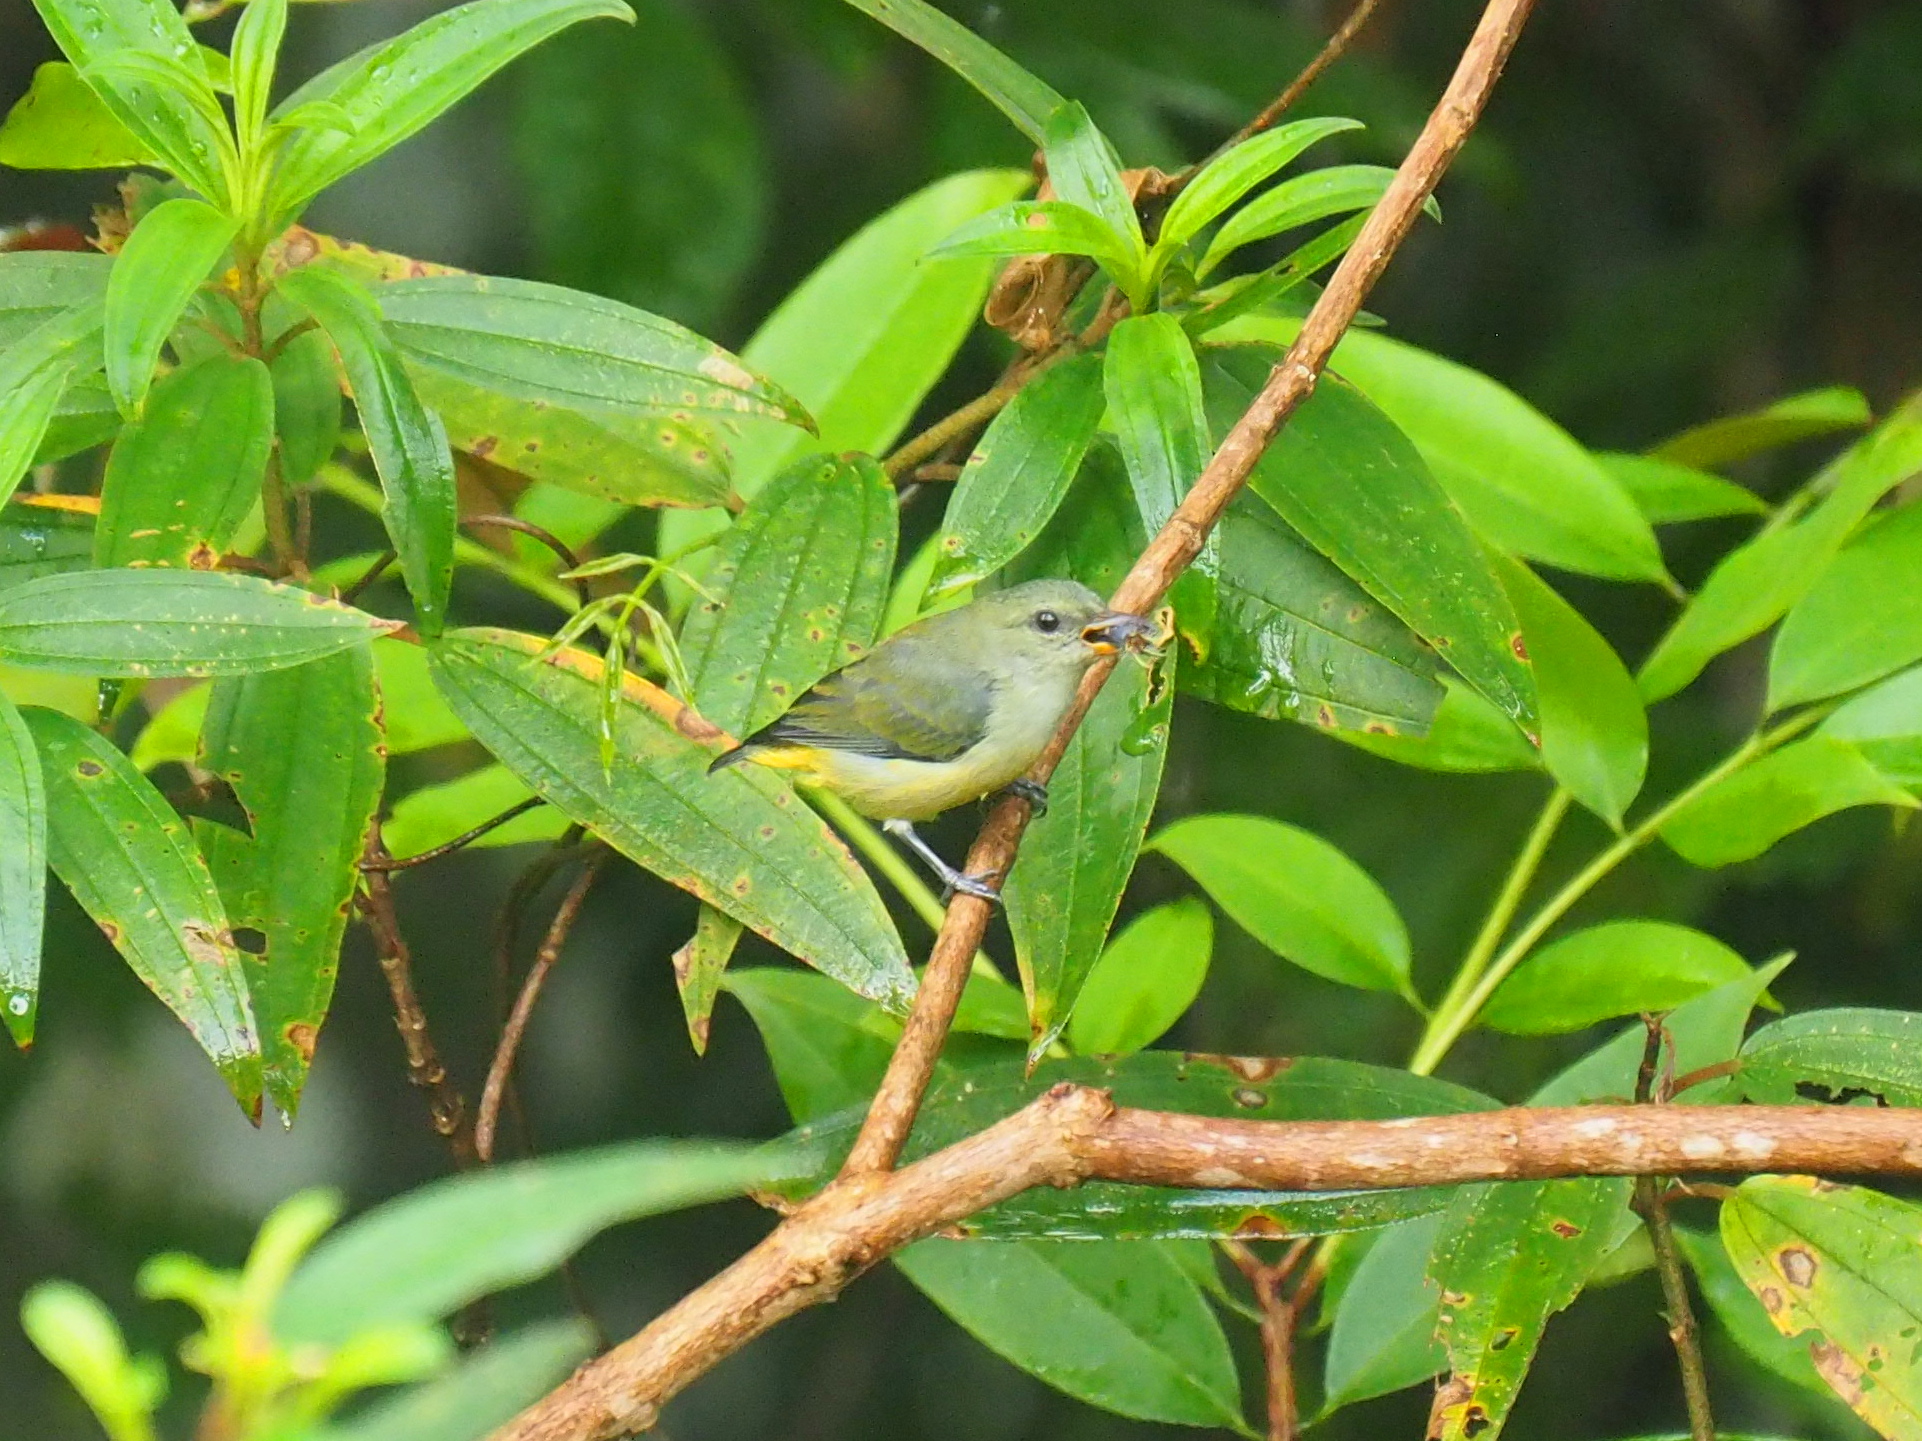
[1721,1177,1922,1436]
[894,1239,1243,1428]
[1770,499,1922,709]
[1212,321,1666,585]
[1820,664,1922,786]
[19,1280,164,1441]
[318,1319,594,1441]
[30,0,231,200]
[267,0,637,222]
[1006,646,1174,1057]
[278,266,457,633]
[1200,163,1407,278]
[929,351,1106,598]
[1673,1227,1832,1400]
[1042,102,1144,283]
[1653,385,1873,471]
[1428,1177,1636,1441]
[722,966,900,1121]
[836,0,1065,143]
[0,570,398,677]
[428,628,912,1007]
[1183,492,1445,734]
[1599,451,1767,525]
[279,1139,804,1345]
[1335,675,1538,774]
[0,61,155,169]
[1640,394,1922,702]
[1187,215,1372,337]
[0,691,44,1047]
[671,904,742,1056]
[227,0,284,151]
[95,354,273,570]
[0,301,105,500]
[1323,1215,1447,1411]
[379,273,808,429]
[26,706,261,1111]
[199,649,385,1118]
[1738,1007,1922,1108]
[1660,736,1916,868]
[1530,955,1793,1106]
[0,252,113,344]
[1159,117,1364,258]
[384,765,564,861]
[659,169,1030,563]
[370,636,468,753]
[1150,812,1412,997]
[1067,898,1211,1056]
[1205,345,1539,735]
[1480,920,1753,1036]
[928,199,1139,273]
[1497,555,1646,826]
[103,198,238,418]
[270,326,343,487]
[682,453,896,737]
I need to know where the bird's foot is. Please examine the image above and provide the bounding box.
[1002,778,1049,818]
[882,818,1004,908]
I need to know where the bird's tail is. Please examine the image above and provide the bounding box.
[707,744,753,775]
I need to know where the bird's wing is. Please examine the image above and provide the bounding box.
[748,634,992,763]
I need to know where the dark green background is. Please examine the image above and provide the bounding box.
[2,0,1919,1436]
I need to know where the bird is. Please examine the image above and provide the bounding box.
[709,578,1157,902]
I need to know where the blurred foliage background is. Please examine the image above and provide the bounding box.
[3,0,1920,1436]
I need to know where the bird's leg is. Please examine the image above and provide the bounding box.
[1001,778,1049,818]
[881,819,1002,905]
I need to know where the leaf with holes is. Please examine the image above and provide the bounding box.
[1721,1176,1922,1436]
[26,707,260,1111]
[95,354,273,570]
[0,570,398,676]
[427,627,911,1008]
[681,453,896,737]
[1738,1008,1922,1109]
[199,649,384,1118]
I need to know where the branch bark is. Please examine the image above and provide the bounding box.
[839,0,1541,1181]
[494,1094,1922,1440]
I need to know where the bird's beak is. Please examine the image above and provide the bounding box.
[1080,611,1158,655]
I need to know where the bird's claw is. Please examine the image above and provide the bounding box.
[942,872,1004,906]
[1004,778,1049,818]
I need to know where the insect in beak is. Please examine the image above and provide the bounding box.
[1080,611,1160,655]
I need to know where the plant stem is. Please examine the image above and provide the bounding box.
[1636,1174,1716,1441]
[1409,709,1829,1075]
[1414,785,1571,1069]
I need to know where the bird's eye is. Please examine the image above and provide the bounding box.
[1034,610,1061,634]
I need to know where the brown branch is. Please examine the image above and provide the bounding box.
[840,0,1540,1182]
[476,850,608,1163]
[357,832,477,1166]
[492,1094,1922,1440]
[1227,1239,1313,1440]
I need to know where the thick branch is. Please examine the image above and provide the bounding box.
[840,0,1540,1181]
[494,1095,1921,1440]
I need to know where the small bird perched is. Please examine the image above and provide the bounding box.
[709,578,1156,901]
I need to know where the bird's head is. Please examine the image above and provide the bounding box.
[970,579,1159,675]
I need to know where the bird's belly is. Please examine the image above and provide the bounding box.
[808,742,1035,821]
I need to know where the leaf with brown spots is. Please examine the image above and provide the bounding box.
[1425,1177,1634,1440]
[672,903,743,1055]
[25,707,261,1113]
[1723,1176,1922,1438]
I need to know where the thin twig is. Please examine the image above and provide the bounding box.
[1226,1240,1313,1441]
[460,515,593,609]
[477,850,608,1162]
[360,797,547,872]
[840,0,1542,1182]
[338,549,398,606]
[357,830,476,1166]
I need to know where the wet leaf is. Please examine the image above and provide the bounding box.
[279,1139,808,1345]
[0,570,398,676]
[1068,898,1212,1057]
[1150,812,1413,997]
[0,300,104,499]
[682,453,896,736]
[1660,736,1916,868]
[103,198,237,418]
[1653,385,1873,471]
[672,904,742,1056]
[1042,102,1145,280]
[26,706,260,1110]
[1738,1008,1922,1109]
[278,266,457,633]
[267,0,637,222]
[0,500,93,595]
[199,649,385,1118]
[1428,1177,1636,1441]
[929,351,1105,598]
[1721,1176,1922,1437]
[95,354,274,570]
[894,1239,1242,1428]
[1599,452,1767,525]
[1481,921,1753,1036]
[1206,344,1538,734]
[0,252,113,344]
[1335,675,1537,774]
[1640,395,1922,702]
[0,61,155,170]
[427,628,912,1008]
[0,691,43,1047]
[837,0,1064,142]
[1771,499,1922,710]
